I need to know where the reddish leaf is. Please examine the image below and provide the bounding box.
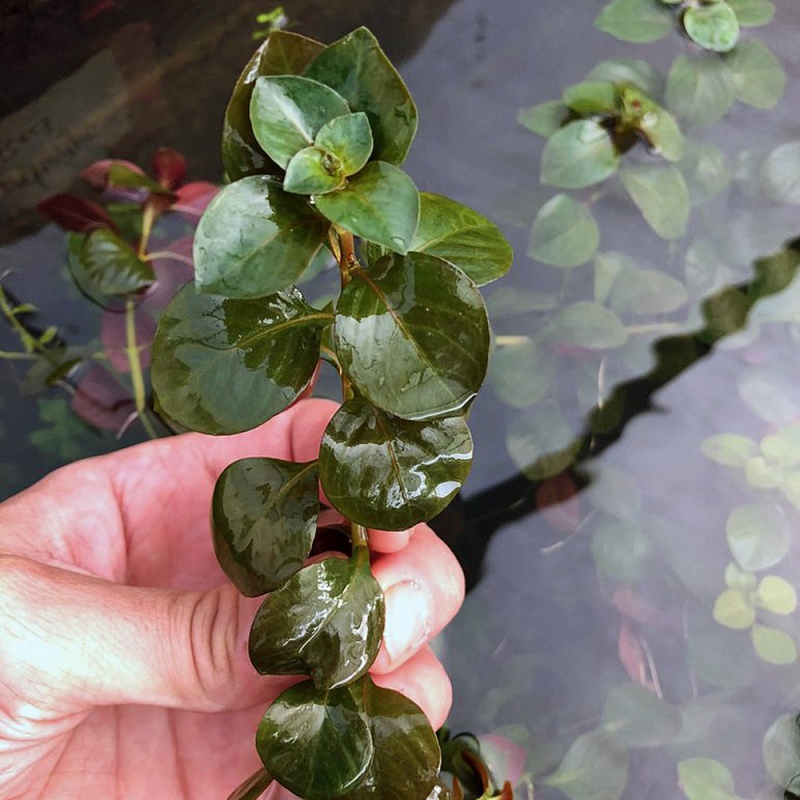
[101,307,156,373]
[152,147,187,190]
[81,159,145,192]
[71,362,136,432]
[141,235,194,312]
[535,473,581,533]
[499,781,515,799]
[611,586,677,629]
[617,622,655,692]
[171,181,219,218]
[479,733,527,790]
[36,193,116,233]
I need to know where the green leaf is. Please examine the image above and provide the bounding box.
[595,0,673,43]
[760,142,800,204]
[518,100,569,138]
[193,175,329,297]
[586,59,660,95]
[683,1,740,52]
[680,141,731,206]
[562,81,619,116]
[726,39,785,109]
[724,561,757,593]
[752,624,797,665]
[527,194,599,268]
[318,397,473,530]
[726,503,790,572]
[701,434,758,467]
[249,551,385,688]
[761,425,800,468]
[107,163,170,195]
[763,714,800,788]
[620,87,684,162]
[725,0,775,25]
[594,251,631,304]
[76,229,154,296]
[226,768,272,800]
[620,165,689,239]
[315,112,374,176]
[250,75,350,169]
[609,266,688,315]
[284,147,346,195]
[591,519,650,584]
[151,283,327,435]
[334,253,489,421]
[211,457,318,596]
[665,53,736,126]
[541,120,620,189]
[601,682,682,747]
[755,575,798,615]
[257,680,373,799]
[713,589,755,629]
[543,730,629,800]
[543,301,628,350]
[222,31,325,181]
[678,758,740,800]
[685,624,757,688]
[304,27,418,166]
[506,406,580,481]
[313,162,419,253]
[408,193,512,286]
[488,339,553,408]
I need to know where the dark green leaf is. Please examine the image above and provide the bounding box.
[543,730,629,800]
[620,165,690,239]
[226,769,272,800]
[683,1,740,52]
[586,59,660,95]
[318,397,473,530]
[313,162,419,253]
[726,0,775,25]
[250,75,350,169]
[726,39,785,109]
[541,120,620,189]
[257,680,373,799]
[409,193,512,285]
[77,228,155,296]
[284,147,346,195]
[760,142,800,204]
[527,193,599,268]
[562,81,619,116]
[222,31,325,181]
[601,682,682,747]
[193,175,330,297]
[151,283,327,434]
[763,714,800,788]
[249,551,384,688]
[726,502,790,571]
[334,253,489,420]
[212,457,318,596]
[665,54,736,126]
[595,0,673,43]
[518,100,570,138]
[304,27,417,166]
[315,112,374,176]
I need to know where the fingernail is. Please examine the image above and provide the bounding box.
[383,580,430,663]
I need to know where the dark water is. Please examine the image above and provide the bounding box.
[3,2,800,799]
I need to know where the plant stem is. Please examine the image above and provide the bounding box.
[143,250,194,266]
[0,350,37,360]
[138,202,157,259]
[125,299,158,440]
[225,767,273,800]
[351,523,369,550]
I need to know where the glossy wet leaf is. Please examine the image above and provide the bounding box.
[680,141,731,206]
[315,112,374,176]
[713,589,755,630]
[541,120,620,189]
[591,519,650,584]
[506,406,580,481]
[763,714,800,788]
[543,301,628,350]
[304,27,417,166]
[527,194,599,268]
[594,0,673,43]
[151,283,328,434]
[752,625,797,665]
[212,457,318,596]
[665,54,736,126]
[586,59,660,95]
[683,1,740,52]
[257,680,373,799]
[543,730,628,800]
[678,758,739,800]
[77,229,155,296]
[518,101,569,138]
[727,39,785,109]
[193,175,329,297]
[314,162,419,253]
[620,165,689,240]
[601,682,682,747]
[726,0,775,25]
[223,31,325,181]
[249,552,384,688]
[250,75,350,169]
[284,147,345,195]
[756,575,797,615]
[760,142,800,204]
[318,397,473,530]
[726,503,790,572]
[562,81,618,116]
[488,339,553,408]
[701,434,758,467]
[409,193,512,286]
[334,253,489,420]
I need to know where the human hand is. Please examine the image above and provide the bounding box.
[0,398,464,800]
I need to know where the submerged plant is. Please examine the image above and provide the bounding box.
[149,26,511,800]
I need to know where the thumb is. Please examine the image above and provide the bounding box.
[0,556,273,715]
